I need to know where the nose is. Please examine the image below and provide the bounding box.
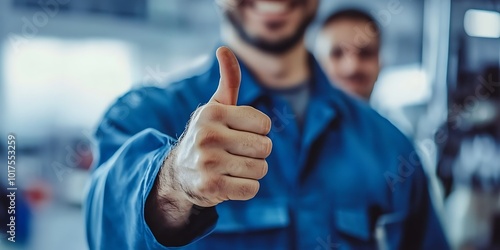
[341,53,362,75]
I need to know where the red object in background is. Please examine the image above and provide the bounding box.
[80,151,93,171]
[24,181,52,209]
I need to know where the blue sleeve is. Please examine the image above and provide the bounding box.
[84,88,217,249]
[402,169,450,249]
[383,143,450,249]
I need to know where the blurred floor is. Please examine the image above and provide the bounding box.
[28,203,87,250]
[0,202,87,250]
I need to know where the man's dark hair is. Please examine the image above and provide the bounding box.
[321,8,381,38]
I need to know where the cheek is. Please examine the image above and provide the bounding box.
[364,61,381,79]
[241,8,256,30]
[284,11,304,31]
[330,59,350,76]
[325,56,341,68]
[327,62,344,80]
[270,9,305,36]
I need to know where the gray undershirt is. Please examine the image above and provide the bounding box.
[270,81,310,130]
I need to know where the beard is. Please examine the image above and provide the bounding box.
[224,0,315,55]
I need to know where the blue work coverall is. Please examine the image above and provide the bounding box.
[85,53,450,250]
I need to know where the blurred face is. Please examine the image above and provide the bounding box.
[317,19,381,100]
[218,0,318,54]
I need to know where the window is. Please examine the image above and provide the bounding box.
[2,37,135,140]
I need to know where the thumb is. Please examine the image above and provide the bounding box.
[210,46,241,105]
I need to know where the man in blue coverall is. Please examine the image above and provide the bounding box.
[85,0,450,249]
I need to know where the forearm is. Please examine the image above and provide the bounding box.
[145,146,222,247]
[146,183,193,231]
[145,154,195,245]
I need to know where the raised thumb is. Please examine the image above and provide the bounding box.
[210,46,241,105]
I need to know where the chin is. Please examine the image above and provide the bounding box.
[225,1,313,54]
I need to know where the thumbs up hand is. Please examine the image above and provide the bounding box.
[164,47,273,208]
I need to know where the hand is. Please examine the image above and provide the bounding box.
[166,46,273,208]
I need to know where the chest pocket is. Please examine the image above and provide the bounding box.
[375,212,408,249]
[333,209,376,249]
[215,200,289,232]
[195,199,291,250]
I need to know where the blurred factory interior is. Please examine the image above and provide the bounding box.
[0,0,499,249]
